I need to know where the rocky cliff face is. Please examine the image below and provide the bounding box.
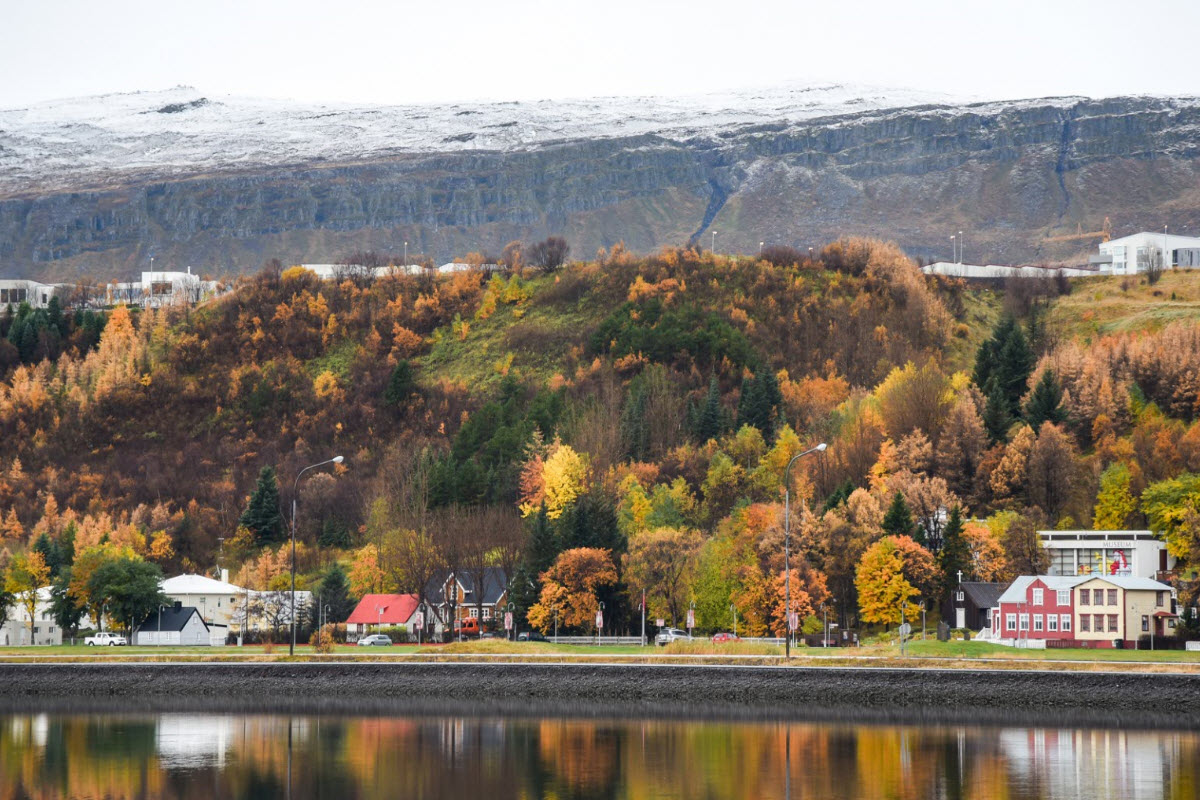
[2,93,1198,279]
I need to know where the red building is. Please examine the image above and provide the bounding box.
[992,576,1079,643]
[345,593,420,636]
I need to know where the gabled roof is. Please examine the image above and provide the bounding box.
[961,582,1005,608]
[162,574,244,595]
[345,594,419,626]
[137,606,208,633]
[425,568,508,607]
[1077,575,1173,592]
[997,575,1088,604]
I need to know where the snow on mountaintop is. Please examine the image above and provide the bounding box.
[0,83,980,194]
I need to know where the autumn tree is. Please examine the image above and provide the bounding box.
[1000,511,1050,576]
[622,527,703,627]
[5,551,49,643]
[1025,422,1078,522]
[519,438,588,520]
[936,395,989,500]
[526,236,570,271]
[856,536,920,625]
[528,547,618,633]
[1094,463,1137,530]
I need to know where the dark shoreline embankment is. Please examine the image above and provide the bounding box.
[2,662,1200,728]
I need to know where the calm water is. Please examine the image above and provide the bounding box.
[1,710,1197,800]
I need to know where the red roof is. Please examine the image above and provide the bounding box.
[346,594,419,625]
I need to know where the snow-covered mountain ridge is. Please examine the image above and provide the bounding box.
[2,83,999,194]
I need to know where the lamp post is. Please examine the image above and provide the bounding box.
[404,241,408,267]
[290,456,345,656]
[731,603,738,639]
[950,235,956,264]
[958,230,963,264]
[900,601,908,657]
[553,605,559,644]
[920,600,927,641]
[821,602,827,648]
[596,601,605,646]
[711,230,717,255]
[783,442,827,658]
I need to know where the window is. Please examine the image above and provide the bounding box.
[1019,614,1029,631]
[1057,590,1070,606]
[1048,616,1059,632]
[1033,615,1044,632]
[1157,591,1166,608]
[1061,615,1072,632]
[1080,615,1090,632]
[1094,614,1105,632]
[1006,614,1016,631]
[1107,589,1118,606]
[1142,615,1150,632]
[1080,589,1090,606]
[1108,615,1118,633]
[1032,589,1044,605]
[955,591,964,602]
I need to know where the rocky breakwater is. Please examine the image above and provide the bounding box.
[1,662,1199,720]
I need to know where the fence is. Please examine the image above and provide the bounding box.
[547,636,647,646]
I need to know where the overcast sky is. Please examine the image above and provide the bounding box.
[3,0,1198,108]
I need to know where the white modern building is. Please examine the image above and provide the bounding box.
[0,587,61,646]
[1039,530,1172,580]
[1094,231,1200,275]
[0,280,57,309]
[299,263,425,280]
[922,262,1098,279]
[160,573,311,635]
[105,268,222,307]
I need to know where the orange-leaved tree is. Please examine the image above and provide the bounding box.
[528,548,617,634]
[855,535,935,625]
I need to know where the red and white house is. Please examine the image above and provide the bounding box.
[345,594,420,637]
[992,575,1175,648]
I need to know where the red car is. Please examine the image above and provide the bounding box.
[711,632,740,643]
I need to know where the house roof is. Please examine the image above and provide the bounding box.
[162,574,245,595]
[961,582,1006,608]
[424,568,508,606]
[137,606,208,633]
[345,594,420,626]
[998,574,1173,604]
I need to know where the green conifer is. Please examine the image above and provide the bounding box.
[240,466,283,544]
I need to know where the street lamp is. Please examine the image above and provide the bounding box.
[783,442,827,658]
[958,230,963,264]
[711,230,717,255]
[553,605,559,644]
[950,235,956,264]
[404,241,408,267]
[821,602,827,648]
[730,603,738,639]
[290,456,345,656]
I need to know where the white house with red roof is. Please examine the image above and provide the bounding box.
[345,593,420,636]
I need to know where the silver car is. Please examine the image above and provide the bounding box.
[357,634,393,646]
[654,628,690,646]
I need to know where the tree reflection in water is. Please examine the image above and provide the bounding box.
[0,712,1197,800]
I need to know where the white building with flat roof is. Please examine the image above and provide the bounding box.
[0,280,57,309]
[1095,231,1200,275]
[922,262,1098,279]
[1039,530,1172,580]
[0,587,61,646]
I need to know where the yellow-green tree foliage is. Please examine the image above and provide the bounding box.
[519,439,589,520]
[855,535,931,625]
[1094,463,1137,530]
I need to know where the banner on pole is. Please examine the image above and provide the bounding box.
[596,610,604,629]
[656,618,665,628]
[504,612,513,631]
[414,612,424,629]
[686,609,695,629]
[788,612,799,632]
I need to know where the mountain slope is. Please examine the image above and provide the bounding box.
[1,86,1199,279]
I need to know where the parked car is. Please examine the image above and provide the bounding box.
[711,632,741,644]
[479,632,501,640]
[517,631,548,642]
[84,632,127,647]
[654,628,690,646]
[357,634,393,647]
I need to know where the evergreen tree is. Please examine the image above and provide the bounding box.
[694,376,724,443]
[527,503,559,578]
[937,506,971,602]
[383,360,415,408]
[317,563,355,624]
[974,316,1034,421]
[32,532,64,579]
[882,492,917,541]
[738,366,782,440]
[982,381,1012,443]
[561,493,623,554]
[822,479,856,513]
[317,518,352,549]
[619,381,649,461]
[240,466,283,544]
[1024,369,1067,428]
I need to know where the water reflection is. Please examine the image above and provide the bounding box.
[1,711,1197,799]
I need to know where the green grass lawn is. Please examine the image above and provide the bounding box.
[866,638,1200,663]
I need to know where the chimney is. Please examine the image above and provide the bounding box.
[173,601,182,610]
[221,568,229,584]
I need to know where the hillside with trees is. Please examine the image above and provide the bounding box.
[2,237,1200,638]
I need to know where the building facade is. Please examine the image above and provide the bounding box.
[993,575,1175,648]
[0,587,61,646]
[1039,530,1171,580]
[1096,231,1200,275]
[345,593,420,636]
[134,604,211,646]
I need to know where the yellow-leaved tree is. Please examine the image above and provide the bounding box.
[855,536,920,625]
[5,550,50,643]
[519,438,588,519]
